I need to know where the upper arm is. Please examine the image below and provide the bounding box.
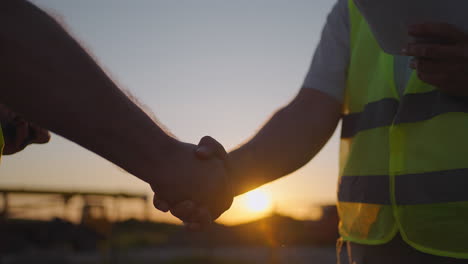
[302,0,350,103]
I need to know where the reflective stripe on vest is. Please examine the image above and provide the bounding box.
[340,169,468,205]
[342,90,468,138]
[338,0,468,258]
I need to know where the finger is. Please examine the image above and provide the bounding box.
[29,123,51,144]
[170,200,196,220]
[210,195,233,221]
[186,207,212,231]
[441,76,468,96]
[211,173,235,221]
[403,43,468,59]
[416,71,467,96]
[184,222,201,231]
[408,23,468,43]
[13,119,29,150]
[195,136,227,160]
[410,58,464,74]
[153,194,170,212]
[417,71,450,88]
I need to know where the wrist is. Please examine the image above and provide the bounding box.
[132,131,181,185]
[228,146,257,196]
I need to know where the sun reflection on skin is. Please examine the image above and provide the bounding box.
[243,189,272,213]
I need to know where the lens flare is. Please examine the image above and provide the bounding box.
[243,189,271,213]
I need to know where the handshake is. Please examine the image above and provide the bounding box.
[148,136,234,231]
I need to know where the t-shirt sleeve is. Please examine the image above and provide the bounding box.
[302,0,350,103]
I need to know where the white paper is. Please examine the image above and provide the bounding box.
[353,0,468,55]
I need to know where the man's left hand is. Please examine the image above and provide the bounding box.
[403,23,468,96]
[0,104,50,155]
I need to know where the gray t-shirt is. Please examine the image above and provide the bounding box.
[302,0,412,101]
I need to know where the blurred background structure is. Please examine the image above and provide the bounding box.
[0,189,342,263]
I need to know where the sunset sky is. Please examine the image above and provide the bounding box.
[0,0,341,225]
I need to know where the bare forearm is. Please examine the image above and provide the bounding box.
[0,0,176,182]
[229,88,341,195]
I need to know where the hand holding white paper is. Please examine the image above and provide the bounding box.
[352,0,468,55]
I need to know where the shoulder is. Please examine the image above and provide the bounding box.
[322,0,350,40]
[335,0,349,17]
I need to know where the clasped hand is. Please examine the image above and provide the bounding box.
[150,136,233,230]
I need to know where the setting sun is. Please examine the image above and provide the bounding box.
[243,189,272,213]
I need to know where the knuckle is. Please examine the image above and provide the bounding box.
[171,208,184,218]
[416,60,426,72]
[200,135,214,143]
[418,72,438,86]
[452,63,463,73]
[419,61,439,74]
[460,45,468,58]
[152,195,159,204]
[422,47,429,57]
[417,71,427,82]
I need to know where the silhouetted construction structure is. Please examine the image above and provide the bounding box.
[0,187,149,224]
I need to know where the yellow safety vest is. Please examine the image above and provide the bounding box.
[337,0,468,258]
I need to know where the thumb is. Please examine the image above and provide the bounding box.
[195,136,227,160]
[153,194,170,212]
